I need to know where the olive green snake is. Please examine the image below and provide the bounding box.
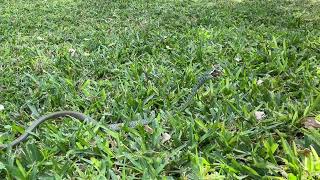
[0,66,222,149]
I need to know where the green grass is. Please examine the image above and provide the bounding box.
[0,0,320,179]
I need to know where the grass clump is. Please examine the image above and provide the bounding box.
[0,0,320,179]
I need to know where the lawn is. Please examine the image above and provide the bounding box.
[0,0,320,179]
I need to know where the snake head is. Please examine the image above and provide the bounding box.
[210,64,223,77]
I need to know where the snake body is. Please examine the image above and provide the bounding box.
[179,67,222,111]
[0,66,222,149]
[0,111,151,149]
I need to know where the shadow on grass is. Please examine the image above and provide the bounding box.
[172,0,320,31]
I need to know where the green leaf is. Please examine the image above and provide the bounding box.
[288,173,297,180]
[0,162,6,170]
[242,165,260,177]
[16,159,27,178]
[195,118,208,132]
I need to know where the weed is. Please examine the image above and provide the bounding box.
[0,0,319,179]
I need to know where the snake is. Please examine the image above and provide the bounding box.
[0,65,222,149]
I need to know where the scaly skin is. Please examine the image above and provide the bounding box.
[0,66,222,149]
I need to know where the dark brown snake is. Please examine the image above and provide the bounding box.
[0,66,222,149]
